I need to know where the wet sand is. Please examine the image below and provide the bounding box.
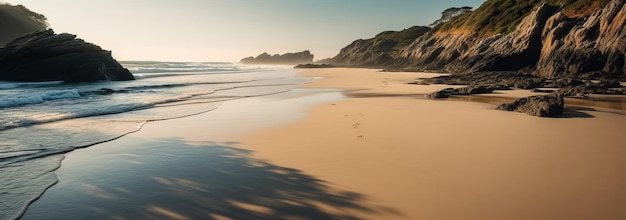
[23,68,626,220]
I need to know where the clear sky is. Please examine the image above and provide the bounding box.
[5,0,485,62]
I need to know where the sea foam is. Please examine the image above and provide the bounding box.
[0,89,81,108]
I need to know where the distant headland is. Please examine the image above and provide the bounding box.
[240,50,314,65]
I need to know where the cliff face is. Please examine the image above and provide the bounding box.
[330,0,626,80]
[0,30,134,82]
[536,0,626,78]
[0,4,133,82]
[331,26,430,67]
[240,50,314,65]
[0,4,48,46]
[441,3,560,74]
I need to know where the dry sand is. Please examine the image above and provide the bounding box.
[23,68,625,220]
[242,68,626,219]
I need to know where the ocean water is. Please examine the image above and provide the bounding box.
[0,61,310,220]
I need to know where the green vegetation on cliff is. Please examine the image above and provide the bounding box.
[331,26,431,67]
[435,0,610,35]
[556,0,611,17]
[373,26,431,52]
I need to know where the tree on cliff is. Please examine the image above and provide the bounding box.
[430,6,473,27]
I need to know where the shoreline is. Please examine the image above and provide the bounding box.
[22,68,626,219]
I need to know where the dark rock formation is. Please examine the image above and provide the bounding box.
[426,85,494,99]
[0,3,48,46]
[422,71,544,89]
[327,0,626,80]
[496,94,565,117]
[0,30,134,82]
[453,85,493,95]
[558,80,624,96]
[426,91,451,99]
[421,70,624,97]
[241,50,314,65]
[294,64,335,68]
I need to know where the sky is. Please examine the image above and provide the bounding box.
[5,0,485,62]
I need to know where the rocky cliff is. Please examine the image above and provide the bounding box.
[0,3,48,46]
[0,30,134,82]
[332,26,430,67]
[240,50,314,65]
[329,0,626,80]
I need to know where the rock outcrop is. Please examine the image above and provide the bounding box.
[331,26,430,67]
[0,30,134,82]
[496,94,565,117]
[421,71,545,89]
[294,64,335,68]
[535,0,626,79]
[328,0,626,80]
[0,3,48,46]
[240,50,314,65]
[443,3,559,74]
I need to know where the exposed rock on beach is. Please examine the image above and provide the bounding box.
[496,94,565,117]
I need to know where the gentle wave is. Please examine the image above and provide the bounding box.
[0,81,64,90]
[0,89,81,109]
[121,61,238,74]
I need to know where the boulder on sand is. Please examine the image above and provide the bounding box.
[496,94,564,117]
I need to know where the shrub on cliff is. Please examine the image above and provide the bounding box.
[435,0,610,35]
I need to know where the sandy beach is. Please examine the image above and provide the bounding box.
[23,68,626,220]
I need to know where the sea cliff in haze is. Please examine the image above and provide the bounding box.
[328,0,626,80]
[241,50,314,65]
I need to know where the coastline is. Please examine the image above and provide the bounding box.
[22,68,626,219]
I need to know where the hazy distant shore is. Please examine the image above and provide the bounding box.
[22,68,626,220]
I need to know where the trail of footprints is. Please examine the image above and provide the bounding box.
[332,103,366,140]
[350,116,365,140]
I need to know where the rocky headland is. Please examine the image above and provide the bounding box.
[294,64,336,69]
[325,0,626,117]
[240,50,314,65]
[0,29,134,82]
[0,4,133,83]
[0,3,47,46]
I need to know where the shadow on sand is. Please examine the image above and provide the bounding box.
[22,138,399,220]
